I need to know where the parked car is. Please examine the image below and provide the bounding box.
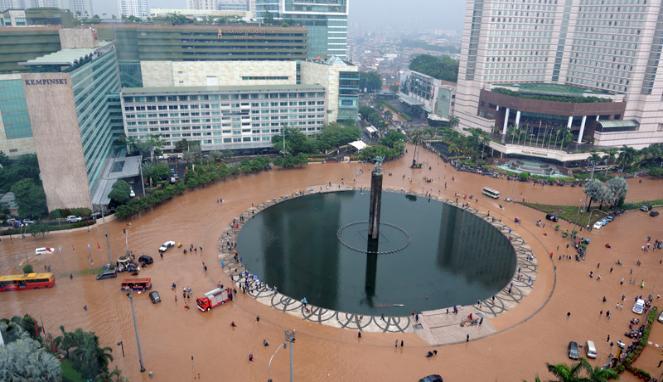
[604,215,614,222]
[22,219,36,225]
[658,311,663,323]
[129,188,136,198]
[586,340,597,359]
[96,266,117,280]
[632,298,645,314]
[650,210,660,217]
[65,215,82,223]
[593,221,604,230]
[159,241,176,252]
[640,205,651,212]
[419,375,443,382]
[35,247,55,256]
[138,255,153,266]
[568,341,580,360]
[545,213,559,222]
[149,291,161,304]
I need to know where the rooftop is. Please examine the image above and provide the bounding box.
[94,23,307,33]
[122,84,325,95]
[23,41,111,66]
[497,82,613,96]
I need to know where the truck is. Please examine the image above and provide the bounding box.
[196,288,233,312]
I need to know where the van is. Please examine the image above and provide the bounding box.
[35,247,55,256]
[586,340,597,359]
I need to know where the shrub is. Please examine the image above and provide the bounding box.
[22,264,33,274]
[648,167,663,178]
[518,172,530,181]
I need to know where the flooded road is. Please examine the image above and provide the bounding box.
[1,145,661,381]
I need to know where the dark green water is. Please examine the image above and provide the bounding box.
[236,191,517,316]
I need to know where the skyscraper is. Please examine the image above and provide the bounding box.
[255,0,349,59]
[69,0,92,17]
[119,0,149,18]
[456,0,663,150]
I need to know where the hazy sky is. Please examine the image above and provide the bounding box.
[92,0,466,33]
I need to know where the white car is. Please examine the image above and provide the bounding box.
[159,240,176,252]
[129,188,136,198]
[35,247,55,256]
[65,215,82,223]
[593,222,604,230]
[632,298,645,314]
[658,311,663,323]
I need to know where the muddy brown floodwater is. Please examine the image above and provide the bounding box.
[1,145,662,382]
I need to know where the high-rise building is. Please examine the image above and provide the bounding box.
[255,0,348,59]
[119,0,148,18]
[456,0,663,156]
[96,24,308,87]
[20,28,123,210]
[187,0,250,11]
[69,0,92,17]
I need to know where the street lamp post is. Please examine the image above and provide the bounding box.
[116,341,125,358]
[101,206,113,265]
[284,329,295,382]
[127,292,146,373]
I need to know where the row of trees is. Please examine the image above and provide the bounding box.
[359,71,382,93]
[437,128,492,162]
[586,143,663,177]
[358,106,387,129]
[583,177,628,210]
[114,157,271,219]
[271,124,362,156]
[529,358,618,382]
[357,130,406,162]
[0,314,124,381]
[0,152,47,218]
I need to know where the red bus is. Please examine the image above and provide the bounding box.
[120,278,152,292]
[0,272,55,292]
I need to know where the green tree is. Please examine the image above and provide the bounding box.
[409,54,459,82]
[584,179,604,211]
[315,124,361,152]
[0,151,9,166]
[108,180,131,206]
[381,130,406,148]
[143,163,170,184]
[0,338,62,382]
[358,106,386,128]
[449,116,460,128]
[22,264,33,274]
[273,153,308,169]
[606,177,628,208]
[588,151,602,180]
[272,128,314,155]
[11,178,47,218]
[618,145,638,172]
[55,326,113,380]
[359,71,382,92]
[546,360,585,382]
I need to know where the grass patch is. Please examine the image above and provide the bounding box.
[520,202,612,227]
[623,199,663,210]
[61,359,84,382]
[521,198,663,227]
[75,266,104,277]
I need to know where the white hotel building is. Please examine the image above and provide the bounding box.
[456,0,663,160]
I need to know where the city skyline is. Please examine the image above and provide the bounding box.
[85,0,465,33]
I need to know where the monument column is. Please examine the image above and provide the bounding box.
[368,159,383,240]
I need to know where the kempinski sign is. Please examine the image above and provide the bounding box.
[24,79,68,86]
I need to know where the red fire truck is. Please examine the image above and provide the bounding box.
[196,287,233,312]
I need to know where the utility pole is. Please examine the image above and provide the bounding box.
[127,292,146,373]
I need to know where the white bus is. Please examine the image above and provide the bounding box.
[482,187,500,199]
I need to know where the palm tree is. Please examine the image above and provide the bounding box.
[449,116,460,129]
[546,359,585,382]
[588,151,602,180]
[604,148,618,176]
[618,145,638,172]
[409,128,433,167]
[584,363,618,382]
